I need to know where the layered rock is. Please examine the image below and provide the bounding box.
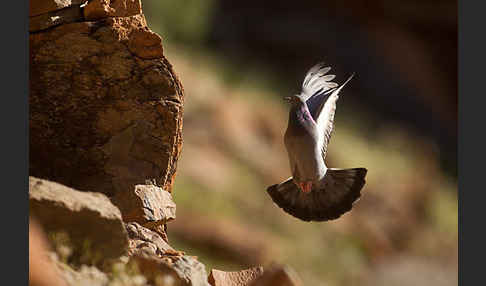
[29,176,211,286]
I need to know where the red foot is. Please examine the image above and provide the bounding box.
[298,182,312,194]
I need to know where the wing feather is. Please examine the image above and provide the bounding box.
[301,62,337,101]
[300,62,355,160]
[315,74,355,159]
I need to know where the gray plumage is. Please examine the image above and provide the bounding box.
[267,63,367,222]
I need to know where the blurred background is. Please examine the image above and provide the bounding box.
[142,1,457,285]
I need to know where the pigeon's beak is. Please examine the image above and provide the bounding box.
[283,96,292,102]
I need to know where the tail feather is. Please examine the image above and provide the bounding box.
[266,168,367,222]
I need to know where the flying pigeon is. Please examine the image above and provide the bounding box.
[266,62,367,222]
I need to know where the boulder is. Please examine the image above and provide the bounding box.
[208,267,264,286]
[29,9,184,198]
[29,177,128,266]
[113,184,176,227]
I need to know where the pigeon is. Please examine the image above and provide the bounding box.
[266,62,367,222]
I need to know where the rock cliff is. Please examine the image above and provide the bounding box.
[28,1,301,285]
[30,0,184,200]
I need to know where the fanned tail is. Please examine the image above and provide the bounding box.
[266,168,367,222]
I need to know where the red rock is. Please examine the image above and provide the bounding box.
[209,267,264,286]
[112,184,176,227]
[29,4,83,32]
[30,0,71,17]
[84,0,142,20]
[30,12,184,198]
[128,28,164,59]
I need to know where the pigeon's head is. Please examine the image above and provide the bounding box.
[284,95,305,106]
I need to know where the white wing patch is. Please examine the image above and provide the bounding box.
[299,62,355,160]
[316,74,354,159]
[301,62,338,101]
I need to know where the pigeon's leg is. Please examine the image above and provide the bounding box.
[296,182,305,192]
[302,182,313,194]
[296,181,312,194]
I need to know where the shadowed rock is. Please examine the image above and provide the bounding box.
[29,176,128,266]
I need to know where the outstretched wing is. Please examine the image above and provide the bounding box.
[307,72,355,159]
[301,62,338,102]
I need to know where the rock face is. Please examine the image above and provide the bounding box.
[29,0,184,203]
[29,176,128,266]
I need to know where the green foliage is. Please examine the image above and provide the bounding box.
[108,261,147,286]
[143,0,215,45]
[48,231,73,264]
